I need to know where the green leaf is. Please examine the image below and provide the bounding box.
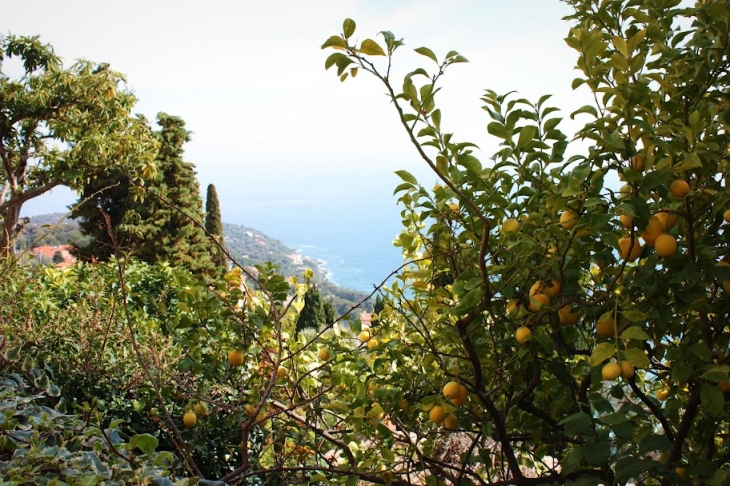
[4,345,21,362]
[613,35,629,57]
[624,348,650,369]
[487,122,509,139]
[321,35,347,50]
[621,310,649,323]
[381,446,395,462]
[639,434,672,455]
[34,372,50,392]
[457,154,482,174]
[620,326,650,340]
[394,170,418,185]
[590,342,616,367]
[359,39,386,56]
[559,412,593,437]
[599,412,629,425]
[343,19,356,39]
[615,458,656,485]
[414,47,438,63]
[325,52,350,70]
[346,476,358,486]
[517,125,537,150]
[431,109,441,131]
[570,105,598,119]
[584,440,610,467]
[605,130,626,150]
[701,384,724,415]
[129,433,159,456]
[21,354,34,372]
[689,343,712,362]
[543,118,562,132]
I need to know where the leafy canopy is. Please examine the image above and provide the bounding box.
[0,34,158,255]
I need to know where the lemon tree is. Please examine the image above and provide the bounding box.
[318,1,730,484]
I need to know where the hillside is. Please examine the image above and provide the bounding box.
[17,213,371,313]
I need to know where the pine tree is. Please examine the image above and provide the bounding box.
[72,113,217,279]
[205,184,228,271]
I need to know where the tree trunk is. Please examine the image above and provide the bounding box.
[0,199,22,258]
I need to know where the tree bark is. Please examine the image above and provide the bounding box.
[1,198,21,258]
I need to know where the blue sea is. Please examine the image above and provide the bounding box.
[218,164,416,292]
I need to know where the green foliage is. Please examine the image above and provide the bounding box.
[72,113,218,279]
[0,370,186,484]
[205,184,228,271]
[295,285,328,335]
[8,2,730,485]
[317,2,730,484]
[0,34,158,256]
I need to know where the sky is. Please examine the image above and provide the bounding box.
[3,1,596,288]
[4,0,588,213]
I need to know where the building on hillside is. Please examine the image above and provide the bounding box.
[31,245,76,268]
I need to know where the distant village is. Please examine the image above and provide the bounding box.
[27,244,76,268]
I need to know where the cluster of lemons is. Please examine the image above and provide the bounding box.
[427,381,469,431]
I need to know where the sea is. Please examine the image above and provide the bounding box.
[218,164,418,293]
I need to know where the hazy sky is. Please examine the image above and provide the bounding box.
[5,1,590,224]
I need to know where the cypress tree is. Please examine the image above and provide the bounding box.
[205,184,228,271]
[323,300,336,326]
[295,286,326,335]
[370,293,385,327]
[72,113,217,279]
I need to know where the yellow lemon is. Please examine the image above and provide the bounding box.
[194,403,209,417]
[228,350,245,367]
[559,210,579,230]
[655,210,677,231]
[443,414,458,431]
[558,305,580,326]
[516,326,532,344]
[641,216,664,247]
[318,347,332,361]
[619,214,633,229]
[596,316,616,337]
[655,234,677,258]
[429,405,446,424]
[451,385,468,406]
[183,412,197,427]
[502,218,520,233]
[602,362,621,381]
[442,382,461,400]
[670,180,690,198]
[618,237,642,261]
[619,360,635,379]
[529,293,550,311]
